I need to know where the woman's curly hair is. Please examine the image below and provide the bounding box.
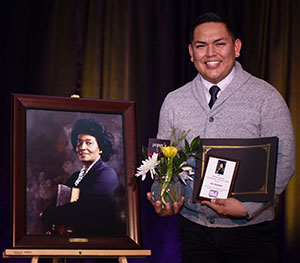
[71,119,114,162]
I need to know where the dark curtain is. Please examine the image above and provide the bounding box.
[1,0,299,262]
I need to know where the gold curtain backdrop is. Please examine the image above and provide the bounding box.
[1,0,299,261]
[82,0,300,253]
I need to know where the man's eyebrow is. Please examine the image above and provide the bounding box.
[193,38,227,44]
[213,38,226,43]
[192,40,206,45]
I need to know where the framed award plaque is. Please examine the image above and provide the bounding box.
[193,137,278,202]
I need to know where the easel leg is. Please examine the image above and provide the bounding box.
[118,256,128,263]
[31,257,39,263]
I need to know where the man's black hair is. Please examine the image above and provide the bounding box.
[190,12,236,43]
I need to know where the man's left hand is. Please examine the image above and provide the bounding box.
[201,198,248,218]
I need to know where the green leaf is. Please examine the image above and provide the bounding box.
[184,139,190,153]
[190,136,201,152]
[174,167,183,175]
[142,146,148,158]
[178,149,187,161]
[173,156,181,168]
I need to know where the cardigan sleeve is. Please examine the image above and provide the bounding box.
[157,94,175,140]
[243,87,295,219]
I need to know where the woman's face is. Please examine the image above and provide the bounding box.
[76,134,101,164]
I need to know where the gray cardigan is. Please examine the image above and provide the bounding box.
[157,61,295,228]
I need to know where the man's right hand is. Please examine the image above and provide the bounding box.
[146,192,184,216]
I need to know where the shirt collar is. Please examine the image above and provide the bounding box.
[74,157,101,186]
[201,66,235,92]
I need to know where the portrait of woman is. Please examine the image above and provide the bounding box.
[41,118,120,236]
[215,160,226,175]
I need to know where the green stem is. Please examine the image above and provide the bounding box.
[167,191,176,203]
[160,157,173,206]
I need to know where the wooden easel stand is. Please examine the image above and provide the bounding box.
[3,249,151,263]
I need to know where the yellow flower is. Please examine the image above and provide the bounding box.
[161,146,178,158]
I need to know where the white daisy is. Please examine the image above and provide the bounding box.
[135,152,160,180]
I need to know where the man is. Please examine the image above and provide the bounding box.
[147,13,295,262]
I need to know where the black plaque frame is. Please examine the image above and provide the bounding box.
[193,137,278,202]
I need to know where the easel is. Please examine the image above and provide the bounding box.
[3,249,151,263]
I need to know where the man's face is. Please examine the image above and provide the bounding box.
[188,22,242,84]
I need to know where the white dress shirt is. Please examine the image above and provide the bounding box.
[200,67,235,103]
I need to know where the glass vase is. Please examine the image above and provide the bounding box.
[151,176,184,206]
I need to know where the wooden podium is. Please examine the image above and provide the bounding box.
[3,249,151,263]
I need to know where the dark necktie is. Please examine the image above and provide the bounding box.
[209,85,220,108]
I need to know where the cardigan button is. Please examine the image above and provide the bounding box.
[209,117,214,122]
[209,218,215,224]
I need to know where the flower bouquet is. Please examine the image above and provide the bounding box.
[135,128,200,208]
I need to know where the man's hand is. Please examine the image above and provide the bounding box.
[146,192,184,216]
[201,198,248,218]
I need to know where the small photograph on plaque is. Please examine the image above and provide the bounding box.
[215,160,226,175]
[198,156,239,200]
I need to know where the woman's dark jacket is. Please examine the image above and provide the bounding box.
[41,159,119,235]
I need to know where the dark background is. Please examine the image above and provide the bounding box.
[1,0,299,262]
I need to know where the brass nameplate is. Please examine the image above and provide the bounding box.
[68,238,89,243]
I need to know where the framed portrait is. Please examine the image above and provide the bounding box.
[11,94,140,249]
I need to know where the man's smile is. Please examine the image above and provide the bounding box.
[205,60,221,66]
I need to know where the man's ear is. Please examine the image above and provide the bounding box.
[188,44,194,62]
[234,39,242,58]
